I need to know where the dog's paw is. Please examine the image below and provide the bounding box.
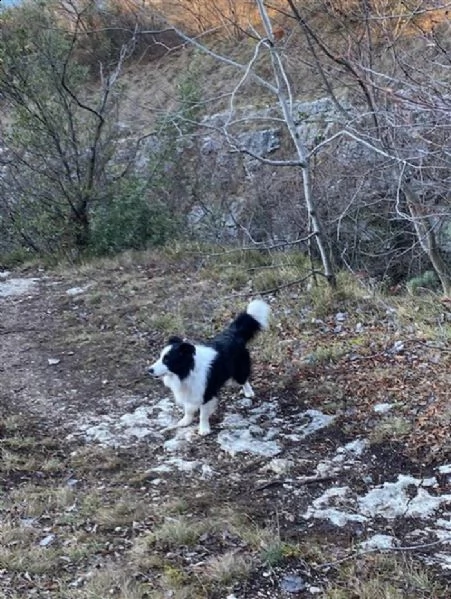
[175,416,194,428]
[161,424,177,433]
[241,383,255,399]
[198,425,212,436]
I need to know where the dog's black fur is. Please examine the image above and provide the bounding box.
[202,311,261,403]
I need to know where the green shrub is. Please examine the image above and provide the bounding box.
[406,270,439,295]
[89,179,179,256]
[0,247,33,269]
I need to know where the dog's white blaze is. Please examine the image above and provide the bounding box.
[149,345,172,377]
[162,344,218,410]
[247,299,270,329]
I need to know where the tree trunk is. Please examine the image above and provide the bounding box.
[302,162,336,287]
[256,0,336,287]
[404,186,451,296]
[72,198,90,251]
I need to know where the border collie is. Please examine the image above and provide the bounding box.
[148,299,270,436]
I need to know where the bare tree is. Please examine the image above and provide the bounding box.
[0,0,136,255]
[158,0,337,286]
[285,0,451,294]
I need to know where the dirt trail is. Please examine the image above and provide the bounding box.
[0,267,450,597]
[0,275,57,415]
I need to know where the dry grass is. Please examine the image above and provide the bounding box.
[391,293,451,342]
[202,550,254,584]
[327,554,445,598]
[93,498,149,529]
[148,516,208,548]
[71,565,149,599]
[0,543,61,575]
[369,415,413,445]
[1,245,450,598]
[10,484,77,518]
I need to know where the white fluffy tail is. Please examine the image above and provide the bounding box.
[247,299,271,330]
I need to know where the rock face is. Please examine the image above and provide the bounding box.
[200,97,340,164]
[181,98,343,242]
[1,93,449,273]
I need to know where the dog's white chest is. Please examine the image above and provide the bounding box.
[162,344,218,408]
[163,374,198,407]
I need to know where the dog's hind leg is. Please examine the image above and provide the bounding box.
[233,349,254,398]
[199,397,218,436]
[241,381,255,398]
[233,348,254,398]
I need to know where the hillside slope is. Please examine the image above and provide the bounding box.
[1,251,450,597]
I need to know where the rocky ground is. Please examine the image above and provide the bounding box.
[0,252,450,598]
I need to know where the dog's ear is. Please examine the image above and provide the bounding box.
[167,335,183,345]
[179,342,195,356]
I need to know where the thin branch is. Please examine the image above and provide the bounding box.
[166,26,278,95]
[255,475,336,491]
[308,128,420,169]
[226,38,269,130]
[286,0,381,133]
[201,234,317,257]
[318,537,451,570]
[257,271,327,297]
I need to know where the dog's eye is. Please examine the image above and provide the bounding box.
[162,356,169,364]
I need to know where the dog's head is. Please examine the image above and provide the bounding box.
[148,336,196,381]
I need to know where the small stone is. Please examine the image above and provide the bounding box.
[266,458,294,475]
[280,574,306,593]
[373,403,394,414]
[66,285,90,296]
[309,586,322,594]
[39,533,56,547]
[391,340,404,354]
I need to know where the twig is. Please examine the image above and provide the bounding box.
[206,233,314,258]
[223,271,325,299]
[255,475,335,492]
[183,236,315,259]
[318,537,451,570]
[0,329,39,335]
[258,272,326,296]
[413,339,451,353]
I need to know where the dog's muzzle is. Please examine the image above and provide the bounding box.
[148,365,165,378]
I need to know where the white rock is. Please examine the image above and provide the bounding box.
[358,474,451,518]
[373,403,394,413]
[66,285,91,296]
[266,458,294,475]
[39,533,56,547]
[0,277,39,296]
[360,534,396,550]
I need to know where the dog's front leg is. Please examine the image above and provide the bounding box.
[175,405,197,428]
[162,403,197,432]
[198,397,218,436]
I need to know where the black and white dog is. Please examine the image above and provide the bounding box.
[148,299,270,435]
